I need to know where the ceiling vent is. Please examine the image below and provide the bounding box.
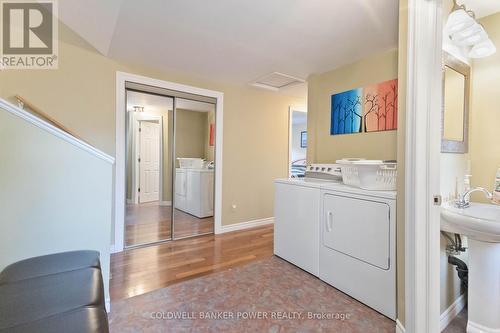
[251,72,305,91]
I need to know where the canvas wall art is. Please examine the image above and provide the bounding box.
[330,78,398,135]
[330,88,363,135]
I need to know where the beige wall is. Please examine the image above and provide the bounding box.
[396,0,408,324]
[175,109,208,163]
[0,109,113,302]
[307,49,398,163]
[0,22,306,239]
[470,12,500,202]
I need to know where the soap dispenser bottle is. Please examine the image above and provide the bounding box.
[493,168,500,205]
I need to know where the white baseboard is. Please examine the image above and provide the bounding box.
[396,319,405,333]
[126,199,134,204]
[160,201,172,206]
[440,293,466,331]
[219,217,274,234]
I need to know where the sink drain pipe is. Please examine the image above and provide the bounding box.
[448,255,468,289]
[442,231,469,289]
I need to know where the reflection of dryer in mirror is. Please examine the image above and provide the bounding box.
[175,167,214,218]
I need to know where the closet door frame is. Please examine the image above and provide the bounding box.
[114,71,224,253]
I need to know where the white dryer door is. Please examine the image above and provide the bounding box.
[322,194,390,270]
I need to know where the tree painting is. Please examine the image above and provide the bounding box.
[363,79,398,132]
[330,88,363,135]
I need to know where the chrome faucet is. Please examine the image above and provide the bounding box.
[455,187,493,208]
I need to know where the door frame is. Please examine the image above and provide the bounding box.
[114,71,224,253]
[288,106,307,178]
[404,0,443,332]
[131,114,163,205]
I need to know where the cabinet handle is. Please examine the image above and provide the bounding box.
[326,211,333,232]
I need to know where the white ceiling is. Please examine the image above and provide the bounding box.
[462,0,500,18]
[56,1,398,98]
[127,91,215,113]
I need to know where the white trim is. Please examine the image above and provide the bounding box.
[440,294,466,332]
[220,217,274,234]
[105,298,111,313]
[405,1,443,332]
[288,107,307,178]
[396,319,406,333]
[0,98,114,164]
[159,201,172,206]
[114,71,224,252]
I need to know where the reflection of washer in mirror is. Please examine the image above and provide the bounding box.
[173,98,216,239]
[442,51,470,153]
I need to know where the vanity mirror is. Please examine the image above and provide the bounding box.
[442,52,470,153]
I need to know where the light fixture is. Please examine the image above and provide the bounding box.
[445,8,475,35]
[469,39,497,58]
[451,23,483,42]
[446,1,496,58]
[452,29,488,46]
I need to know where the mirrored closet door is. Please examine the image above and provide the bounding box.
[124,84,216,248]
[173,98,216,239]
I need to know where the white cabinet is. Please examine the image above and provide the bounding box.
[274,181,320,276]
[320,191,396,319]
[175,168,214,218]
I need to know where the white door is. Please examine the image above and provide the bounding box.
[139,121,160,203]
[322,194,390,270]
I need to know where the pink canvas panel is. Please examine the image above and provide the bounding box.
[363,79,398,132]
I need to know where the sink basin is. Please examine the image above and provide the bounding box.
[441,201,500,333]
[441,201,500,242]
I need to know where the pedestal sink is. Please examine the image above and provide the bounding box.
[441,202,500,333]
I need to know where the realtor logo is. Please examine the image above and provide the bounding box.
[1,0,58,69]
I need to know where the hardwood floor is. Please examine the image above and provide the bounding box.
[110,224,273,301]
[125,202,214,246]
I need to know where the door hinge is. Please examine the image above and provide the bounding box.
[138,188,140,193]
[138,157,141,163]
[433,195,442,206]
[139,127,142,132]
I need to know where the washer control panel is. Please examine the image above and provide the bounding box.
[305,164,342,179]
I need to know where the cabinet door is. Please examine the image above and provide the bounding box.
[322,194,390,270]
[274,183,320,276]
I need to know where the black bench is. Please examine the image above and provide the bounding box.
[0,251,109,333]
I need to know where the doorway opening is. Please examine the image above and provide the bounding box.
[288,108,307,178]
[115,72,223,251]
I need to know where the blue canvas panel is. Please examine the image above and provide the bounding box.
[330,88,363,135]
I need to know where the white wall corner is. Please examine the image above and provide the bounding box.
[105,298,111,313]
[396,319,405,333]
[110,244,118,254]
[440,293,466,332]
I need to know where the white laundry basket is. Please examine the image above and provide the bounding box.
[337,159,397,191]
[177,158,204,169]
